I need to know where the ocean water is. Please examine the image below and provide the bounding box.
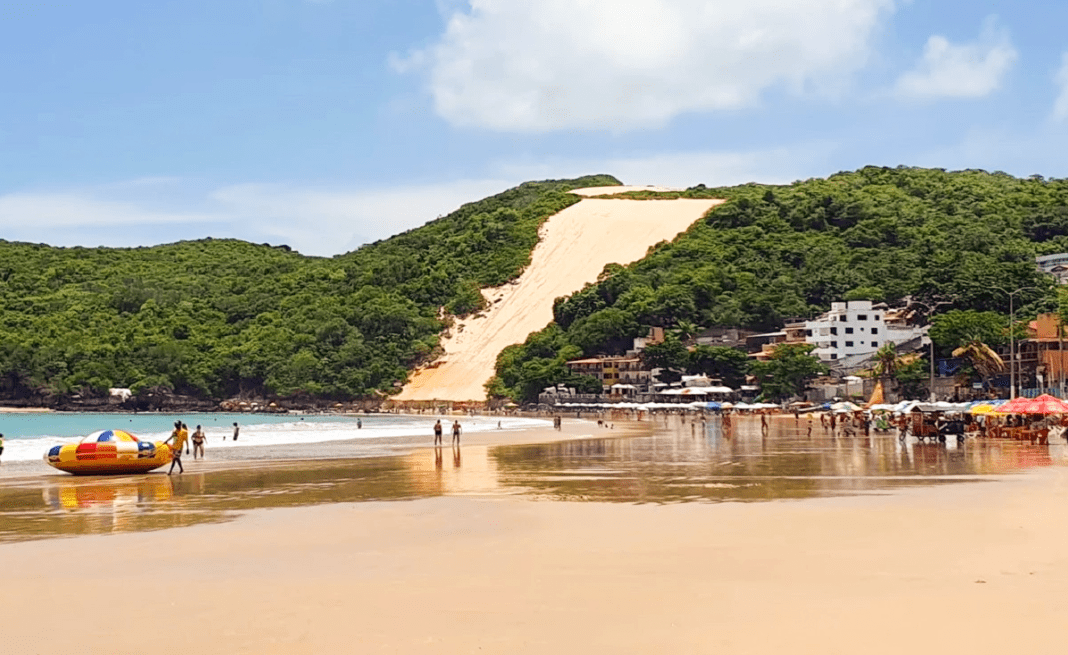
[0,412,548,464]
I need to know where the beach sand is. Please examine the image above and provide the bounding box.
[4,468,1068,654]
[5,417,1068,654]
[396,194,723,402]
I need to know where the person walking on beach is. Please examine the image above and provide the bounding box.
[191,425,205,460]
[0,432,4,463]
[760,413,769,436]
[433,419,443,446]
[232,422,239,441]
[180,422,190,456]
[451,420,461,445]
[165,421,186,475]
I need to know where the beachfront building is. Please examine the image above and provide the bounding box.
[804,301,925,362]
[1036,253,1068,285]
[565,355,651,392]
[998,313,1068,395]
[747,321,808,360]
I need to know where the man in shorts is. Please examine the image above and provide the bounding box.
[451,420,461,445]
[433,420,443,446]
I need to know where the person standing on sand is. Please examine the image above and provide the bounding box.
[165,421,186,475]
[451,420,461,444]
[232,422,239,441]
[192,425,205,460]
[760,413,769,436]
[434,420,443,446]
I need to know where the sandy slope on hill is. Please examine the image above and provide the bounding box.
[396,193,723,402]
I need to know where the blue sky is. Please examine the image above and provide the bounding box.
[2,0,1068,256]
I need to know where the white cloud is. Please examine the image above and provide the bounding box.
[0,193,213,229]
[210,180,511,256]
[0,147,836,256]
[396,0,895,132]
[894,18,1017,100]
[1054,52,1068,122]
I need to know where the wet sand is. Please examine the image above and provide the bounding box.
[5,416,1068,653]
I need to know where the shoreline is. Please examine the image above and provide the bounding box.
[0,416,636,486]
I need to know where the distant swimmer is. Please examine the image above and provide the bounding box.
[434,419,443,446]
[451,420,461,445]
[232,422,240,441]
[192,425,205,460]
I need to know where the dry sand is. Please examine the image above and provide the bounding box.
[397,194,723,401]
[5,467,1068,654]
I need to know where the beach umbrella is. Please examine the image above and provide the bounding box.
[830,401,862,413]
[968,400,1006,415]
[994,394,1068,415]
[865,380,885,407]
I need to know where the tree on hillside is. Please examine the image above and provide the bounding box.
[640,334,689,384]
[930,310,1008,355]
[687,345,749,388]
[749,344,828,402]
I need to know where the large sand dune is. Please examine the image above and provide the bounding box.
[396,192,724,402]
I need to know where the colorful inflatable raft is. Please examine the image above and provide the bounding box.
[45,429,172,475]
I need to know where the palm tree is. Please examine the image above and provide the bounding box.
[952,339,1005,385]
[873,343,899,377]
[672,320,699,343]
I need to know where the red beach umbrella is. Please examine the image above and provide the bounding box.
[994,394,1068,415]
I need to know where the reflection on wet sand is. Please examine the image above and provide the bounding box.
[1,416,1064,543]
[491,415,1063,503]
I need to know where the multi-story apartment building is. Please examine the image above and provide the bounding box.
[565,355,651,391]
[804,301,925,362]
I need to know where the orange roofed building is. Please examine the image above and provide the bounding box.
[1012,314,1068,392]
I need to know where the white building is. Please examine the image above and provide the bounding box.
[1036,253,1068,285]
[803,301,925,362]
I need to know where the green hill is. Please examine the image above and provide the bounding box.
[491,167,1068,402]
[0,174,619,404]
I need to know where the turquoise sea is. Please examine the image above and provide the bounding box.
[0,411,547,466]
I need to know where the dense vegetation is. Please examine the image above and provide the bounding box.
[492,167,1068,401]
[0,175,619,402]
